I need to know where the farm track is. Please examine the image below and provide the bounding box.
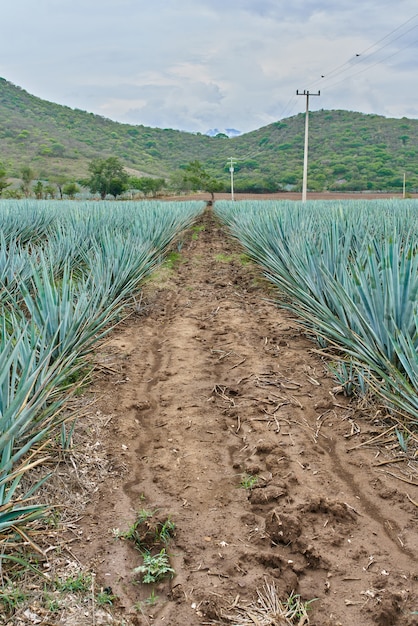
[74,207,418,626]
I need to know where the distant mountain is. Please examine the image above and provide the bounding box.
[0,77,417,192]
[205,128,242,138]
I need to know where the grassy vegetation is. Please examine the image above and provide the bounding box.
[1,78,417,193]
[133,549,175,584]
[114,509,176,590]
[240,473,259,490]
[190,224,206,240]
[163,251,182,269]
[0,561,118,620]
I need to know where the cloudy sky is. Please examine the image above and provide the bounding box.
[1,1,417,134]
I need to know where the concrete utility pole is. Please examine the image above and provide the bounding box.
[297,90,320,202]
[228,157,237,201]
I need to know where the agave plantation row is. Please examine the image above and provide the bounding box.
[214,199,418,425]
[2,197,417,547]
[0,199,204,540]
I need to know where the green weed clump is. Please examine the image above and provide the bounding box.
[133,549,175,584]
[114,509,176,587]
[240,473,259,490]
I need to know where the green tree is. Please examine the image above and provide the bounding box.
[178,160,223,200]
[33,181,44,199]
[129,176,165,197]
[0,162,11,196]
[20,166,35,197]
[62,181,80,199]
[205,177,224,201]
[83,157,128,199]
[50,174,68,199]
[44,184,56,199]
[3,188,22,199]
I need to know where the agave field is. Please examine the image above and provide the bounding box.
[0,199,204,543]
[1,197,417,624]
[214,199,418,424]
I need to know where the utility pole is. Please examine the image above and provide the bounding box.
[296,89,320,202]
[228,157,237,201]
[403,172,406,199]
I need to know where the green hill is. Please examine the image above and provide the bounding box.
[1,77,417,192]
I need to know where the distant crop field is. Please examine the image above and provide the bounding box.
[166,191,418,202]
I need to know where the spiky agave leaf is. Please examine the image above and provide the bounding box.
[214,199,418,421]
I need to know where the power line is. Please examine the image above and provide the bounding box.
[307,12,418,90]
[275,94,299,121]
[355,11,418,56]
[312,24,417,90]
[221,13,418,192]
[320,36,417,92]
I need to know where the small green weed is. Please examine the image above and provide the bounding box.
[133,548,175,584]
[129,508,154,540]
[113,508,154,542]
[240,473,258,490]
[60,362,93,392]
[43,593,61,613]
[134,590,159,613]
[144,590,159,606]
[96,588,117,606]
[284,591,317,620]
[164,251,181,269]
[56,572,92,593]
[115,509,175,548]
[158,519,176,544]
[0,583,27,615]
[119,510,176,584]
[239,253,252,265]
[191,224,205,240]
[214,252,251,264]
[214,253,234,262]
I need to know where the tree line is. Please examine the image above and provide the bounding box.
[0,157,223,200]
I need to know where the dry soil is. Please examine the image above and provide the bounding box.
[73,206,418,626]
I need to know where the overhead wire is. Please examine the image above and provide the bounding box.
[310,24,418,91]
[307,11,418,90]
[351,11,418,56]
[319,35,418,92]
[275,93,299,121]
[240,11,418,153]
[311,13,418,88]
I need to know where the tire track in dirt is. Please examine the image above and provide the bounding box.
[74,207,418,626]
[326,437,416,561]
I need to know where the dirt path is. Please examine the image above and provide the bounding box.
[74,207,418,625]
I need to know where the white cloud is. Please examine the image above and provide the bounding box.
[0,0,417,132]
